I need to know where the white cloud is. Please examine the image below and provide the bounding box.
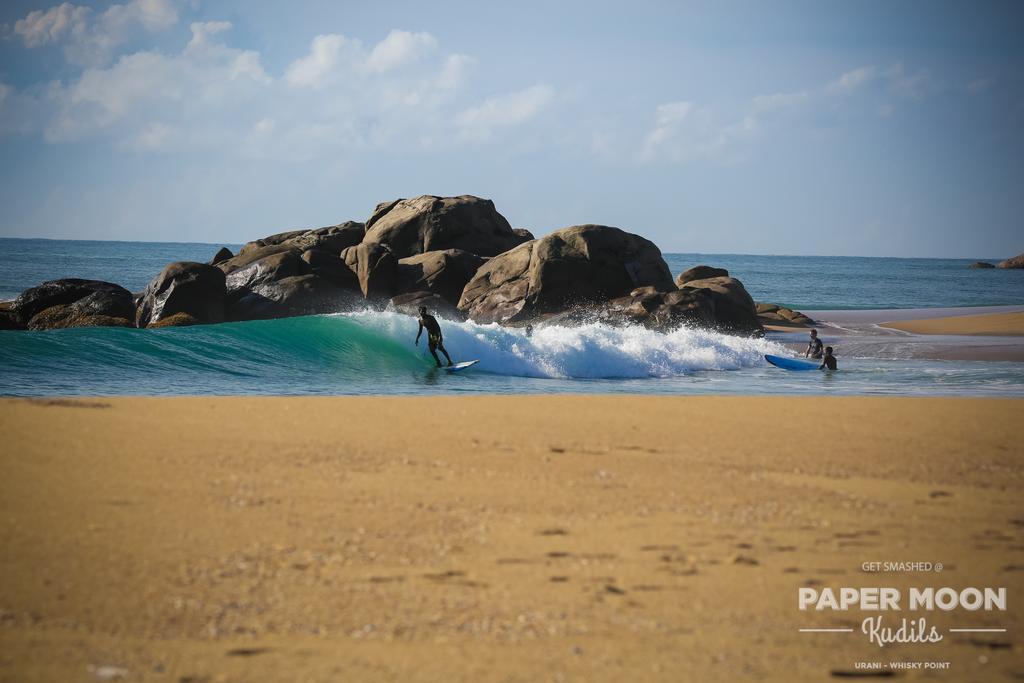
[456,84,554,139]
[826,66,875,95]
[640,102,756,164]
[13,0,178,66]
[284,34,359,88]
[365,30,437,73]
[1,24,550,162]
[14,3,89,47]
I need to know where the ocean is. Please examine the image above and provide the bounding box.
[1,237,1023,397]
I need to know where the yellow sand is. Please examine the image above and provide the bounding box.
[1,396,1022,682]
[881,311,1024,336]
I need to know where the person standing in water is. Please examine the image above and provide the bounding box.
[819,346,837,371]
[805,329,824,359]
[415,306,453,367]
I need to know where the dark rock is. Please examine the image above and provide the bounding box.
[997,253,1024,269]
[223,249,362,321]
[362,195,523,258]
[969,261,995,269]
[13,279,133,325]
[210,247,234,265]
[136,262,226,327]
[676,265,729,286]
[679,276,760,333]
[388,291,466,321]
[25,287,137,329]
[147,312,201,328]
[341,243,398,300]
[227,274,360,321]
[0,301,23,330]
[396,249,485,306]
[458,225,675,323]
[512,228,535,243]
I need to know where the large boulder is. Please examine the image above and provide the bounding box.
[512,228,535,242]
[362,195,523,258]
[13,279,134,326]
[341,243,398,301]
[679,276,760,333]
[396,249,485,306]
[136,262,226,327]
[27,288,137,330]
[224,250,360,320]
[458,225,675,323]
[676,265,729,287]
[997,253,1024,269]
[388,291,466,321]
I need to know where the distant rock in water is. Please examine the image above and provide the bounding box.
[969,261,995,269]
[997,253,1024,269]
[676,265,729,286]
[13,279,134,330]
[362,195,524,258]
[136,262,226,327]
[756,302,814,326]
[458,224,676,324]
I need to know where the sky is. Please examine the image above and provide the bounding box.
[0,0,1021,257]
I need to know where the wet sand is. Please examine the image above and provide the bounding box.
[881,311,1024,336]
[1,396,1022,681]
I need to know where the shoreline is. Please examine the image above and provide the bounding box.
[768,304,1024,362]
[1,395,1021,681]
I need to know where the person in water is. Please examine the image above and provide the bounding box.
[415,306,453,367]
[819,346,837,371]
[804,329,824,359]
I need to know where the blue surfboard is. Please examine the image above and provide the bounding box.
[765,354,818,371]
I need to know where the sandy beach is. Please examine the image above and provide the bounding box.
[1,395,1021,682]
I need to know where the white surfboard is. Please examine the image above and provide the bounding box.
[444,360,480,373]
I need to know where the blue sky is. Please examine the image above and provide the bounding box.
[0,0,1021,257]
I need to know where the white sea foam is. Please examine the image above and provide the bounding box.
[341,310,789,379]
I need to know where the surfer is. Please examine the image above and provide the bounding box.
[804,329,824,359]
[415,306,454,368]
[819,346,837,371]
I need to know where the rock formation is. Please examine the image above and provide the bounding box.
[458,225,675,324]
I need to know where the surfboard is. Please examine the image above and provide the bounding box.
[444,360,480,373]
[764,354,819,371]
